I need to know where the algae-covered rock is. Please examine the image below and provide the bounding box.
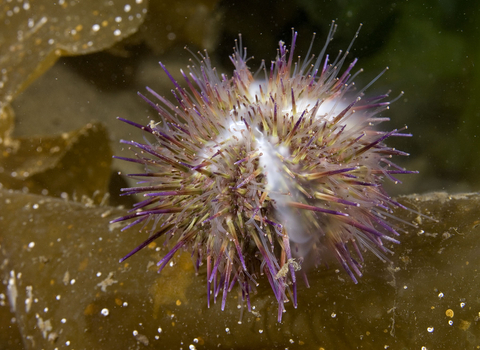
[0,190,479,349]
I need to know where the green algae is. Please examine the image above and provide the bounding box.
[0,190,479,349]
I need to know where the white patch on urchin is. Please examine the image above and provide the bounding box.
[249,80,348,123]
[203,83,353,253]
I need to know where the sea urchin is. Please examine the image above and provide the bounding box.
[112,22,417,322]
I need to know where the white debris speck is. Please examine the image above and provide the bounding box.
[28,241,35,248]
[133,331,149,346]
[25,286,33,313]
[47,332,59,343]
[36,315,52,339]
[62,271,70,285]
[427,327,434,333]
[101,308,109,316]
[96,272,117,292]
[108,221,124,232]
[7,270,17,312]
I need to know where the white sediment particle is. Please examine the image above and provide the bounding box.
[25,286,33,313]
[36,314,52,339]
[47,332,59,343]
[101,209,112,218]
[133,332,149,346]
[109,221,123,232]
[275,258,301,279]
[101,308,109,316]
[7,270,17,312]
[96,272,117,292]
[62,270,70,285]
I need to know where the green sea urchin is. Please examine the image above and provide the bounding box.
[112,22,417,322]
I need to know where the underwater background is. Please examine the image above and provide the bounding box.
[1,0,479,349]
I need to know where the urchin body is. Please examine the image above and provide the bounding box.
[112,23,415,322]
